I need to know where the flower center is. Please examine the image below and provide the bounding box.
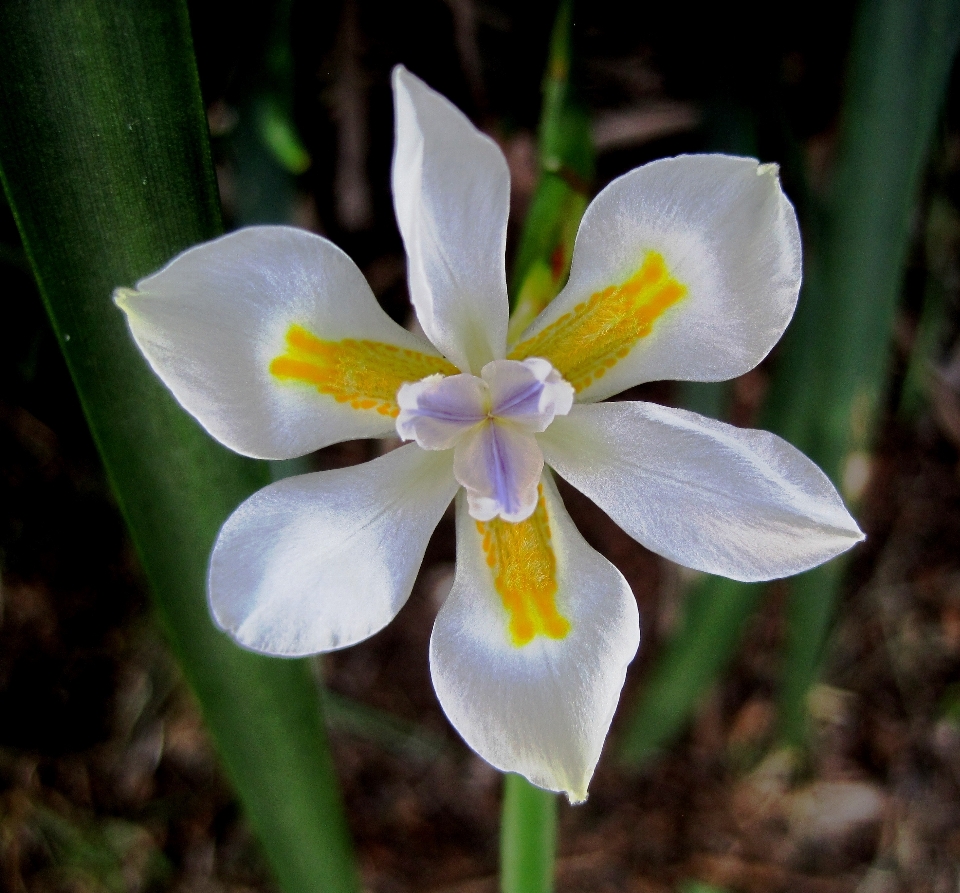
[395,358,574,522]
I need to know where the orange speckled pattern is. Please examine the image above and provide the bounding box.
[270,325,458,416]
[509,251,686,392]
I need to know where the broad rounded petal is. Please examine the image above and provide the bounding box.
[115,226,450,459]
[209,444,458,656]
[540,402,864,582]
[392,65,510,373]
[396,373,488,449]
[453,422,544,522]
[483,358,574,432]
[510,155,801,401]
[430,477,640,802]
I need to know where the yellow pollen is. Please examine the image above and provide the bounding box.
[476,486,570,647]
[269,325,458,416]
[508,250,687,392]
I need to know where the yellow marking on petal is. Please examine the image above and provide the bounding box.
[476,486,570,647]
[508,250,687,392]
[270,325,458,417]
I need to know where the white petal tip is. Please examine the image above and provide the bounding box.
[824,509,866,551]
[392,64,416,90]
[758,161,780,178]
[113,286,139,309]
[518,774,589,805]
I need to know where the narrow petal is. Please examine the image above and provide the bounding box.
[430,477,640,802]
[454,422,544,522]
[115,226,453,460]
[540,402,864,582]
[482,358,574,432]
[209,444,458,656]
[396,372,489,449]
[510,155,802,401]
[392,66,510,373]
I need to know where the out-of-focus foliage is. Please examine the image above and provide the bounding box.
[620,0,960,763]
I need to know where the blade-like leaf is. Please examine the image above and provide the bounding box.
[0,3,358,891]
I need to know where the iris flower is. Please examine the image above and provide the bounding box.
[115,67,862,802]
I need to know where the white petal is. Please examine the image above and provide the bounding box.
[482,358,574,432]
[513,155,801,401]
[391,66,510,373]
[430,477,640,802]
[396,372,488,449]
[453,422,544,522]
[539,402,864,582]
[115,226,444,459]
[209,444,458,656]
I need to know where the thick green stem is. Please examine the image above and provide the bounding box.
[500,775,558,893]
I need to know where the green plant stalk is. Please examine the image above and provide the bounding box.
[501,774,558,893]
[0,3,358,892]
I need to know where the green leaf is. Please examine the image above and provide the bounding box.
[256,95,312,176]
[0,3,358,892]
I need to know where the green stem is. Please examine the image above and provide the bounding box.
[500,775,558,893]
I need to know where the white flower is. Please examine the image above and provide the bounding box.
[114,66,863,803]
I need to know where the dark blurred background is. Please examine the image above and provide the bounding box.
[4,1,960,891]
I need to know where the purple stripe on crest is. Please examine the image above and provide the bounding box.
[414,391,487,424]
[485,424,517,517]
[493,379,544,417]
